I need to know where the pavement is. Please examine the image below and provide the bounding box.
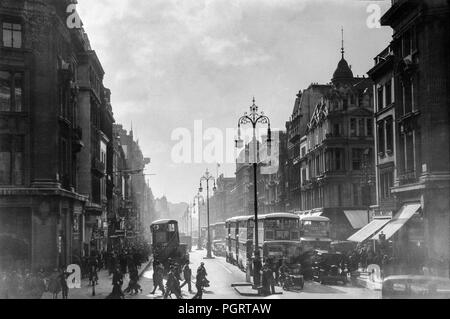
[41,259,152,299]
[131,247,381,299]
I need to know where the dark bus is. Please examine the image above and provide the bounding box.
[150,219,189,269]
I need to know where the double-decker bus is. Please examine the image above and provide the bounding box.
[299,215,332,251]
[150,219,189,270]
[236,216,254,271]
[254,213,302,266]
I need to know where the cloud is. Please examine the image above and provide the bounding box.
[76,0,392,202]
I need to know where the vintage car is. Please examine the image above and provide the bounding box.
[382,275,450,299]
[311,250,348,285]
[330,241,357,254]
[212,240,227,257]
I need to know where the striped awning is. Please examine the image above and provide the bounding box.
[344,210,370,229]
[348,218,391,242]
[371,203,421,240]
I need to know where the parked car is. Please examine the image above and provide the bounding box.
[382,275,450,299]
[311,250,348,285]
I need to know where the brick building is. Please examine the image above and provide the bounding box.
[0,0,88,270]
[0,0,155,271]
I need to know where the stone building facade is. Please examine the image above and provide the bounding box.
[368,0,450,276]
[297,45,376,240]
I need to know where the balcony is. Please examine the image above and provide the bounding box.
[398,170,418,185]
[91,158,106,176]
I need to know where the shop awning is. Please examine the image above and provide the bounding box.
[371,203,421,240]
[347,218,391,242]
[344,210,370,229]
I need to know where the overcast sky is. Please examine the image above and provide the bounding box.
[77,0,392,204]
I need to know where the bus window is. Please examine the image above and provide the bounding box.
[275,230,290,240]
[168,224,175,232]
[265,230,274,241]
[155,232,167,243]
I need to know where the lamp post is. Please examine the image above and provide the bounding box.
[235,97,271,288]
[199,169,217,259]
[193,193,204,250]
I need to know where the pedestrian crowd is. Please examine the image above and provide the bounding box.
[0,267,75,299]
[148,260,209,299]
[0,243,151,299]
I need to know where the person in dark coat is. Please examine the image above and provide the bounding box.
[164,266,182,299]
[88,256,99,286]
[47,269,61,299]
[261,262,275,295]
[59,267,75,299]
[119,253,128,275]
[150,263,165,295]
[192,263,208,299]
[108,266,124,299]
[180,261,193,293]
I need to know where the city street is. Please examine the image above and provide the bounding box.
[132,249,380,300]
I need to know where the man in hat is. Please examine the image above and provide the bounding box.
[164,266,182,299]
[180,261,193,293]
[151,262,165,295]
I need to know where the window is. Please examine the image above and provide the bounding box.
[301,147,306,157]
[367,119,373,137]
[405,133,415,172]
[0,71,23,112]
[0,134,24,185]
[378,121,385,154]
[350,118,357,137]
[385,80,392,106]
[353,184,360,206]
[352,148,364,170]
[343,99,348,110]
[386,117,393,153]
[2,22,22,48]
[0,71,11,111]
[403,30,411,57]
[0,135,11,184]
[377,86,384,110]
[333,123,341,136]
[335,149,343,170]
[358,119,365,137]
[301,168,307,184]
[403,80,413,115]
[380,171,394,199]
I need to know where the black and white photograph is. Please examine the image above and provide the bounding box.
[1,0,450,306]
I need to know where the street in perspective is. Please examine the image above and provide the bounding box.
[1,0,450,301]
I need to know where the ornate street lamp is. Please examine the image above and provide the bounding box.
[199,169,217,259]
[235,97,271,287]
[193,193,205,250]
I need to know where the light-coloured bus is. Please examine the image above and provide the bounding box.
[254,213,302,266]
[299,215,332,252]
